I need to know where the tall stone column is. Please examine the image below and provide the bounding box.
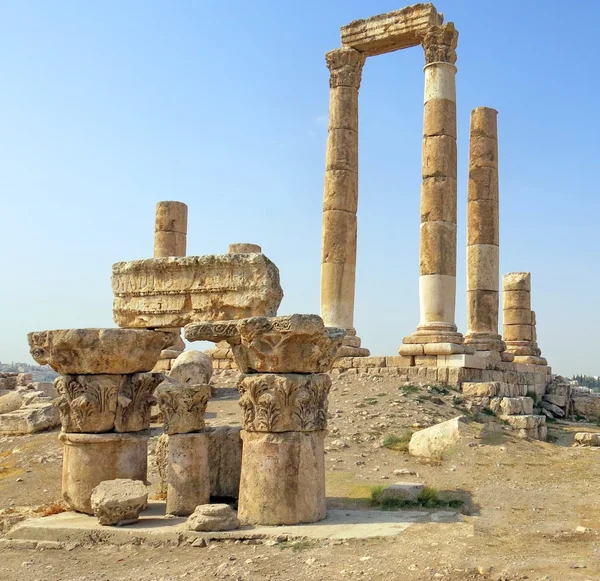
[401,23,466,356]
[464,107,505,353]
[320,47,369,357]
[154,201,187,258]
[153,201,188,371]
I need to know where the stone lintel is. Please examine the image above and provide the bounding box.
[340,3,443,57]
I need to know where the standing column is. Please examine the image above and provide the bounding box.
[464,108,505,353]
[320,47,369,357]
[401,23,466,355]
[154,201,187,258]
[152,201,188,372]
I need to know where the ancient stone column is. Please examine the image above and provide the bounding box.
[153,201,187,258]
[464,107,505,353]
[401,23,465,355]
[152,201,188,371]
[320,47,369,357]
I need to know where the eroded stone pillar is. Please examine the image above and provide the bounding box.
[154,201,187,258]
[464,107,505,353]
[321,47,369,357]
[401,23,466,356]
[152,201,188,370]
[503,273,547,365]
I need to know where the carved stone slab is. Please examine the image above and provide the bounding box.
[155,380,211,434]
[185,314,344,374]
[111,254,283,328]
[28,329,175,375]
[238,373,331,432]
[54,372,164,433]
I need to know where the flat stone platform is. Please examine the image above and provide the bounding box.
[5,501,464,545]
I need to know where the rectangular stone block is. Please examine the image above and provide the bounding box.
[503,308,532,325]
[462,382,500,397]
[543,394,566,407]
[422,135,457,180]
[386,355,414,367]
[419,221,457,276]
[467,245,499,290]
[423,342,466,356]
[442,354,487,369]
[423,99,457,139]
[398,344,425,356]
[504,324,533,342]
[414,356,437,367]
[340,4,442,56]
[490,396,533,416]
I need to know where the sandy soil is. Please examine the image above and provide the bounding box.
[1,373,600,581]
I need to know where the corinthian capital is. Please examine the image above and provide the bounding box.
[420,23,458,65]
[326,48,366,89]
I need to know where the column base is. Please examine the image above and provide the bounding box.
[464,333,506,353]
[337,328,370,357]
[400,324,468,355]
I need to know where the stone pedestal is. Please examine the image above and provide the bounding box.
[464,107,505,353]
[238,430,326,526]
[401,23,466,356]
[154,201,187,258]
[320,47,369,357]
[59,432,149,514]
[166,432,210,516]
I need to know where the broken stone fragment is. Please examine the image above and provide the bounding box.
[155,381,210,434]
[168,351,213,385]
[111,254,283,328]
[573,433,600,447]
[185,314,344,374]
[408,416,472,458]
[90,479,148,526]
[380,482,426,503]
[28,328,175,375]
[238,373,331,432]
[186,503,239,532]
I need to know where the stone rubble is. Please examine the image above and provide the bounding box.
[90,478,148,526]
[186,503,240,532]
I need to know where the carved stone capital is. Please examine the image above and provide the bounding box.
[54,375,119,433]
[115,373,165,432]
[420,23,458,65]
[238,373,331,432]
[326,48,366,89]
[155,381,210,435]
[185,314,344,374]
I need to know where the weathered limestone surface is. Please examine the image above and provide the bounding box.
[465,107,505,353]
[341,3,442,56]
[186,504,239,532]
[573,433,600,447]
[156,426,242,500]
[112,255,283,329]
[166,433,210,516]
[228,243,262,254]
[168,351,213,385]
[238,373,331,432]
[60,432,148,514]
[28,329,174,375]
[155,381,210,434]
[186,315,343,374]
[409,416,470,458]
[54,373,163,433]
[0,391,23,414]
[380,482,426,503]
[154,201,187,258]
[0,402,61,436]
[237,430,326,526]
[320,46,369,357]
[90,479,148,526]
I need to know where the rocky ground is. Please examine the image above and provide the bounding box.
[1,373,600,580]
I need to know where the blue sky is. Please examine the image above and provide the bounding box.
[0,1,598,376]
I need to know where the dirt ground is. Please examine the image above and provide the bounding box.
[1,373,600,581]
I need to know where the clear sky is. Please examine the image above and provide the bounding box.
[1,1,598,377]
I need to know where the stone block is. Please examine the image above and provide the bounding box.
[408,416,470,458]
[238,430,326,525]
[381,482,426,503]
[539,400,565,418]
[490,396,533,416]
[462,382,500,397]
[442,354,487,369]
[503,309,532,325]
[112,254,283,328]
[503,272,531,292]
[414,356,438,367]
[0,391,23,414]
[423,342,466,356]
[169,351,213,385]
[205,426,242,498]
[503,415,545,430]
[238,373,330,432]
[0,402,60,435]
[91,479,148,526]
[186,504,239,532]
[228,243,261,254]
[398,344,425,356]
[543,394,567,407]
[573,433,600,447]
[28,329,175,375]
[385,355,413,367]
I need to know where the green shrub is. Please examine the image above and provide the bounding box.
[400,384,419,394]
[382,432,413,451]
[417,486,439,507]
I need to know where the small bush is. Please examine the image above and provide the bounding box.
[400,385,419,394]
[428,385,449,395]
[482,407,496,416]
[382,432,413,451]
[370,485,386,505]
[417,486,439,507]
